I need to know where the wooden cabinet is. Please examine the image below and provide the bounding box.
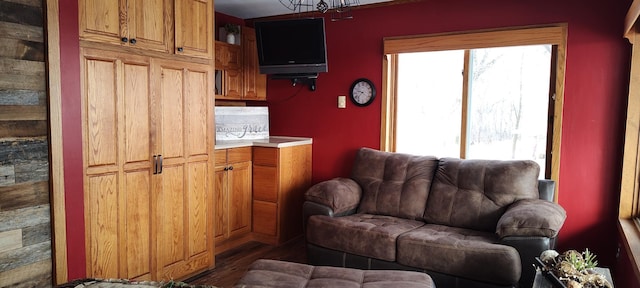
[82,48,155,280]
[215,41,243,99]
[81,48,214,281]
[214,147,253,253]
[252,144,312,245]
[153,59,214,279]
[242,27,267,101]
[174,0,213,58]
[79,0,171,52]
[215,41,242,69]
[79,0,213,59]
[215,27,267,101]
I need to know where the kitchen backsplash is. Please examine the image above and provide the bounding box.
[215,106,269,141]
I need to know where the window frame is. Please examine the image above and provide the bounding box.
[380,24,568,201]
[619,18,640,282]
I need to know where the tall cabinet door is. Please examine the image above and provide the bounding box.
[152,59,214,280]
[242,27,266,100]
[126,0,171,52]
[81,48,155,280]
[174,0,213,58]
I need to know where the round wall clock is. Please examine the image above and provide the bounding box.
[350,78,376,107]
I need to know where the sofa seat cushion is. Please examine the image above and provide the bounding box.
[396,224,521,285]
[306,214,425,261]
[236,259,436,288]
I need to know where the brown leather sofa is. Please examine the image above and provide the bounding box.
[302,148,566,288]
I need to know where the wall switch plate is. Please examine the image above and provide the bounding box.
[338,95,346,108]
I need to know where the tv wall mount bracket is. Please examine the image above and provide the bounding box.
[272,73,319,91]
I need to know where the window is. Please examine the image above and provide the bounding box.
[381,25,567,193]
[395,45,552,178]
[396,50,464,157]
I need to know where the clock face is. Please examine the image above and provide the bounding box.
[350,78,376,106]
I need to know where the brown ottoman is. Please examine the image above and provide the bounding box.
[235,259,436,288]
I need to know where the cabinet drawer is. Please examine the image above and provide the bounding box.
[216,147,252,166]
[228,147,252,163]
[253,147,278,166]
[253,165,277,202]
[214,149,227,166]
[253,200,277,236]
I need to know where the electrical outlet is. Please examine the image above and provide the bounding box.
[338,96,346,108]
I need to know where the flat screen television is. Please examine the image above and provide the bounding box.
[254,18,328,76]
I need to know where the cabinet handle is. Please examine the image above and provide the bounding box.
[158,155,163,174]
[177,47,184,52]
[228,165,233,171]
[121,37,128,43]
[153,155,158,175]
[223,167,229,171]
[129,38,137,44]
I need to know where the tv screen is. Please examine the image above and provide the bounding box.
[254,18,328,76]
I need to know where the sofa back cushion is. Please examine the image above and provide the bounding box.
[353,148,438,220]
[424,158,540,232]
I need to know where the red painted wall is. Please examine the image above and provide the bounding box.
[266,0,635,284]
[56,0,638,285]
[58,0,85,280]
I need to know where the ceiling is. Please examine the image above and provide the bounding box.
[215,0,393,20]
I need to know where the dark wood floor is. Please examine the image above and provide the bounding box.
[186,238,307,288]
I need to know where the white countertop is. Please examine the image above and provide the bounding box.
[215,136,313,150]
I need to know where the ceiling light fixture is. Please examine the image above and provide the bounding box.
[278,0,360,21]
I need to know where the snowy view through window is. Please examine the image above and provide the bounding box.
[396,45,552,178]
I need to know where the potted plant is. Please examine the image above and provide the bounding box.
[537,249,613,288]
[224,23,240,44]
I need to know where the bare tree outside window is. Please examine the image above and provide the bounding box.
[396,50,464,158]
[397,45,552,177]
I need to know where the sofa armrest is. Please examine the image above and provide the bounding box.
[496,199,566,238]
[304,177,363,215]
[303,178,361,231]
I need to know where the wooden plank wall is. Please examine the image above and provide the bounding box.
[0,0,53,287]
